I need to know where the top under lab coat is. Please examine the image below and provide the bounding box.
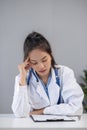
[12,65,84,117]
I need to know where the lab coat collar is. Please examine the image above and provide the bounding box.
[51,67,56,83]
[51,65,60,83]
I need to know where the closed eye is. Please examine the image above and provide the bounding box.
[31,62,38,65]
[42,59,47,62]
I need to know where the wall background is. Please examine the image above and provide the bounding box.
[0,0,87,113]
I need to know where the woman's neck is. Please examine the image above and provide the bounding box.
[39,70,51,85]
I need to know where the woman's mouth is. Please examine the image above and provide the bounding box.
[39,69,46,73]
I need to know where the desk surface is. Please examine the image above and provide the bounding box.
[0,114,87,129]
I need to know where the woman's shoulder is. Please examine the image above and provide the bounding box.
[54,64,75,84]
[55,64,73,70]
[54,64,74,75]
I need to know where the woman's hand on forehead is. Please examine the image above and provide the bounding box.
[24,57,31,69]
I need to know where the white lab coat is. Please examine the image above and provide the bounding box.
[12,65,84,117]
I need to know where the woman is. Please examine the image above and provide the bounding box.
[12,32,84,117]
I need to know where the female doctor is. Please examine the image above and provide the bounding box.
[12,32,84,117]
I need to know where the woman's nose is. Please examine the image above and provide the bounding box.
[38,62,44,69]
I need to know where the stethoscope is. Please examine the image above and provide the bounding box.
[27,67,60,86]
[27,68,39,85]
[27,67,61,104]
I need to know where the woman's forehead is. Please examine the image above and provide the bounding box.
[29,49,49,61]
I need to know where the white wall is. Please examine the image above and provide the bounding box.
[0,0,87,113]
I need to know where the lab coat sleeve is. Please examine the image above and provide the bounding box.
[43,67,84,115]
[11,75,30,117]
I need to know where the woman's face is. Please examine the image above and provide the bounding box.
[29,49,52,78]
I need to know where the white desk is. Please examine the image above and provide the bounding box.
[0,114,87,129]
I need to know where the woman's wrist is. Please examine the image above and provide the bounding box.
[19,76,26,86]
[29,108,45,115]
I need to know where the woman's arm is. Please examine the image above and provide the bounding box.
[12,59,31,117]
[11,75,31,117]
[29,108,45,115]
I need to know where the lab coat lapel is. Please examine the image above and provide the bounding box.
[48,80,60,105]
[48,68,60,105]
[30,72,47,102]
[36,82,50,104]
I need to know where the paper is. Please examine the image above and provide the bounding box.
[30,114,79,122]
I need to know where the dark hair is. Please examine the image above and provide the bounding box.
[23,32,56,67]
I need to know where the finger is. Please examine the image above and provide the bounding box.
[24,58,30,66]
[24,60,31,70]
[25,57,30,62]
